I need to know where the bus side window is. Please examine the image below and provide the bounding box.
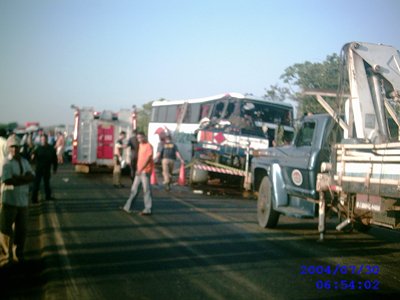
[183,103,202,123]
[388,117,399,142]
[283,131,294,145]
[166,105,178,123]
[267,129,276,147]
[151,107,159,122]
[183,104,191,123]
[223,102,235,119]
[285,111,292,126]
[212,102,225,120]
[200,104,212,119]
[158,106,167,122]
[176,105,184,121]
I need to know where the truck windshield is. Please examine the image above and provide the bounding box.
[296,122,315,147]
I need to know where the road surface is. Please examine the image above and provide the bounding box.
[2,164,399,299]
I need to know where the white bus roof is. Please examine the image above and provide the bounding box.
[151,92,293,108]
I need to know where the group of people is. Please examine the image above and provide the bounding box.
[117,130,184,216]
[20,129,66,165]
[0,126,182,265]
[0,128,58,266]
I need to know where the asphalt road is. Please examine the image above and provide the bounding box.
[2,164,399,299]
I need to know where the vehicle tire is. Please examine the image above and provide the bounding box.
[257,177,280,228]
[354,218,371,233]
[189,165,208,186]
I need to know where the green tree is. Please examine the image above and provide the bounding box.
[135,99,166,135]
[264,84,292,102]
[265,53,342,117]
[0,122,18,132]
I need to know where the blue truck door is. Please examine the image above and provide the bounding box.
[282,120,317,199]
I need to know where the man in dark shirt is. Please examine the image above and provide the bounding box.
[127,130,139,182]
[31,134,58,203]
[155,135,184,191]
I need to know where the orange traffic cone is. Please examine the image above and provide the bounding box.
[150,167,158,185]
[178,163,186,186]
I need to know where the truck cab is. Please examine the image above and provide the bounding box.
[252,114,340,228]
[253,42,400,237]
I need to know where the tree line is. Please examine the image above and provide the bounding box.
[263,53,341,118]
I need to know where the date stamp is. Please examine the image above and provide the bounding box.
[300,265,380,290]
[300,264,380,276]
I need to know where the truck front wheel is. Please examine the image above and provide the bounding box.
[257,177,280,228]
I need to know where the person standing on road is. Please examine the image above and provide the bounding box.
[127,130,139,183]
[121,132,154,216]
[33,128,43,146]
[31,134,58,203]
[155,135,184,191]
[113,131,126,188]
[55,131,65,164]
[0,129,8,202]
[0,129,7,177]
[20,132,34,161]
[0,135,34,265]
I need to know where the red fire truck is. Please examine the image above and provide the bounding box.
[71,105,136,173]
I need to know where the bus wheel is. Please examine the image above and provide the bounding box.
[257,177,280,228]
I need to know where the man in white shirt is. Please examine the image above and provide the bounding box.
[0,135,34,265]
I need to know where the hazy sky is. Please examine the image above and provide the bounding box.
[1,0,399,126]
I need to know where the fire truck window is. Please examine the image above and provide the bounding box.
[296,122,315,147]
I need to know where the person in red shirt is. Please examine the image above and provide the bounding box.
[121,132,154,215]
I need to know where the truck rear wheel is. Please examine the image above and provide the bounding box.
[257,177,280,228]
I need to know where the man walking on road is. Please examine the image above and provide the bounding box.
[121,132,154,216]
[155,135,184,191]
[31,134,58,203]
[0,135,34,265]
[127,130,139,183]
